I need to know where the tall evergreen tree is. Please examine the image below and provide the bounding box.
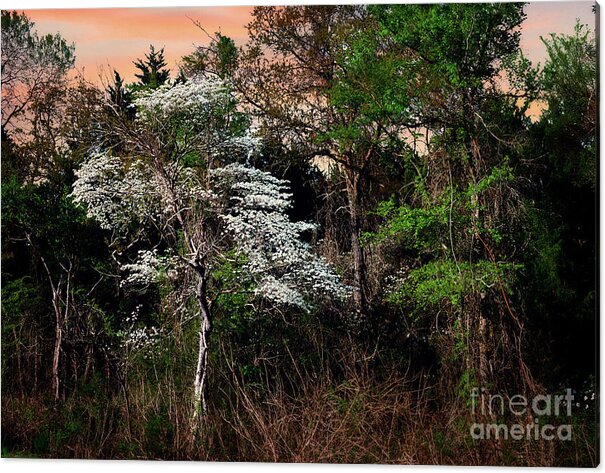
[107,70,134,117]
[133,45,170,89]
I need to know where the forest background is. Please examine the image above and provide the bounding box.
[1,0,598,467]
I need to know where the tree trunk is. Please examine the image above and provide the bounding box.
[51,287,63,402]
[345,169,367,312]
[191,267,212,431]
[155,163,214,434]
[35,247,71,403]
[477,312,490,387]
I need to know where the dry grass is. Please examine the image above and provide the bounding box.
[2,353,597,466]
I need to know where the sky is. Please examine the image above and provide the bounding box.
[19,1,597,84]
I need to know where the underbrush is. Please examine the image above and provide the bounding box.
[2,365,597,466]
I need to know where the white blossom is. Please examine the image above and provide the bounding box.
[133,75,261,162]
[133,75,230,125]
[72,77,348,318]
[118,305,163,358]
[70,153,162,234]
[120,326,162,353]
[119,249,161,289]
[212,163,351,311]
[256,275,308,311]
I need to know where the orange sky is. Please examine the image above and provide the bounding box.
[25,6,253,83]
[21,2,596,84]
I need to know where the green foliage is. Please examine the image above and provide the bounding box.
[213,34,238,77]
[367,161,515,252]
[1,277,43,323]
[54,412,84,449]
[387,260,522,316]
[542,23,596,116]
[457,368,477,406]
[372,3,526,88]
[451,318,468,363]
[539,22,596,189]
[1,10,75,73]
[182,32,238,79]
[2,10,75,68]
[213,251,254,336]
[501,50,541,113]
[326,28,415,148]
[0,7,597,466]
[327,381,366,419]
[365,196,448,253]
[468,159,515,197]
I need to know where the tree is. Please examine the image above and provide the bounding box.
[2,151,109,401]
[539,23,596,189]
[522,22,597,387]
[367,3,538,396]
[233,6,419,312]
[182,30,238,79]
[106,70,134,118]
[1,10,75,134]
[1,12,107,403]
[70,75,348,430]
[133,45,170,89]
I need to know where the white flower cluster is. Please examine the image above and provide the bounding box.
[72,77,347,314]
[257,275,308,310]
[212,163,350,311]
[119,249,188,291]
[212,163,293,212]
[384,267,410,293]
[121,326,162,353]
[133,76,261,163]
[119,249,161,289]
[70,153,162,234]
[118,305,163,359]
[70,152,126,230]
[133,75,230,125]
[210,127,262,163]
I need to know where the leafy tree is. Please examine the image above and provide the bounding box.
[182,30,238,79]
[133,45,170,89]
[2,156,110,400]
[1,12,108,402]
[106,70,134,118]
[372,3,525,89]
[368,3,536,394]
[70,75,348,428]
[1,11,100,184]
[522,22,597,386]
[234,6,421,312]
[0,5,598,465]
[1,10,75,134]
[540,23,596,189]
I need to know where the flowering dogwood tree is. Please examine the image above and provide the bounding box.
[213,164,350,311]
[70,75,348,431]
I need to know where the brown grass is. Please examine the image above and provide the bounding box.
[2,351,597,466]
